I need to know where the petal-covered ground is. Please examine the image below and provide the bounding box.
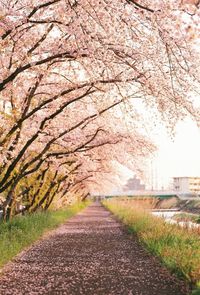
[0,203,190,295]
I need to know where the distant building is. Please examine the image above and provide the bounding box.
[124,176,145,191]
[173,177,200,195]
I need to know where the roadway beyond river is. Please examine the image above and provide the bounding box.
[0,202,190,295]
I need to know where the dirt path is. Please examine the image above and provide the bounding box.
[0,202,190,295]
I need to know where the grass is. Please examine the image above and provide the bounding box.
[103,199,200,293]
[0,201,89,268]
[192,284,200,295]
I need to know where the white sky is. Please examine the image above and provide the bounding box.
[106,104,200,193]
[118,94,200,190]
[150,118,200,189]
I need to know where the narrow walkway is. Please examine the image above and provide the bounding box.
[0,203,189,295]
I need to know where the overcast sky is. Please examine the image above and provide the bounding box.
[150,118,200,189]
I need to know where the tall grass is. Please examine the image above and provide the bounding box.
[103,199,200,292]
[0,201,89,268]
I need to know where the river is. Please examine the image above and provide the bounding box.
[151,210,200,229]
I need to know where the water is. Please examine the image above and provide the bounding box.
[151,210,200,229]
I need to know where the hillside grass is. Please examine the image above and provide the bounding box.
[0,201,89,268]
[103,199,200,293]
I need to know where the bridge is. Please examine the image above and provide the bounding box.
[91,190,200,200]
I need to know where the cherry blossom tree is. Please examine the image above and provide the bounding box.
[0,0,200,219]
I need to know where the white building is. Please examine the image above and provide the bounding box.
[173,177,200,195]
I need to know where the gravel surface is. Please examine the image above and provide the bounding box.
[0,202,190,295]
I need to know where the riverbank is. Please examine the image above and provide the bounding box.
[179,199,200,215]
[0,201,89,269]
[103,199,200,294]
